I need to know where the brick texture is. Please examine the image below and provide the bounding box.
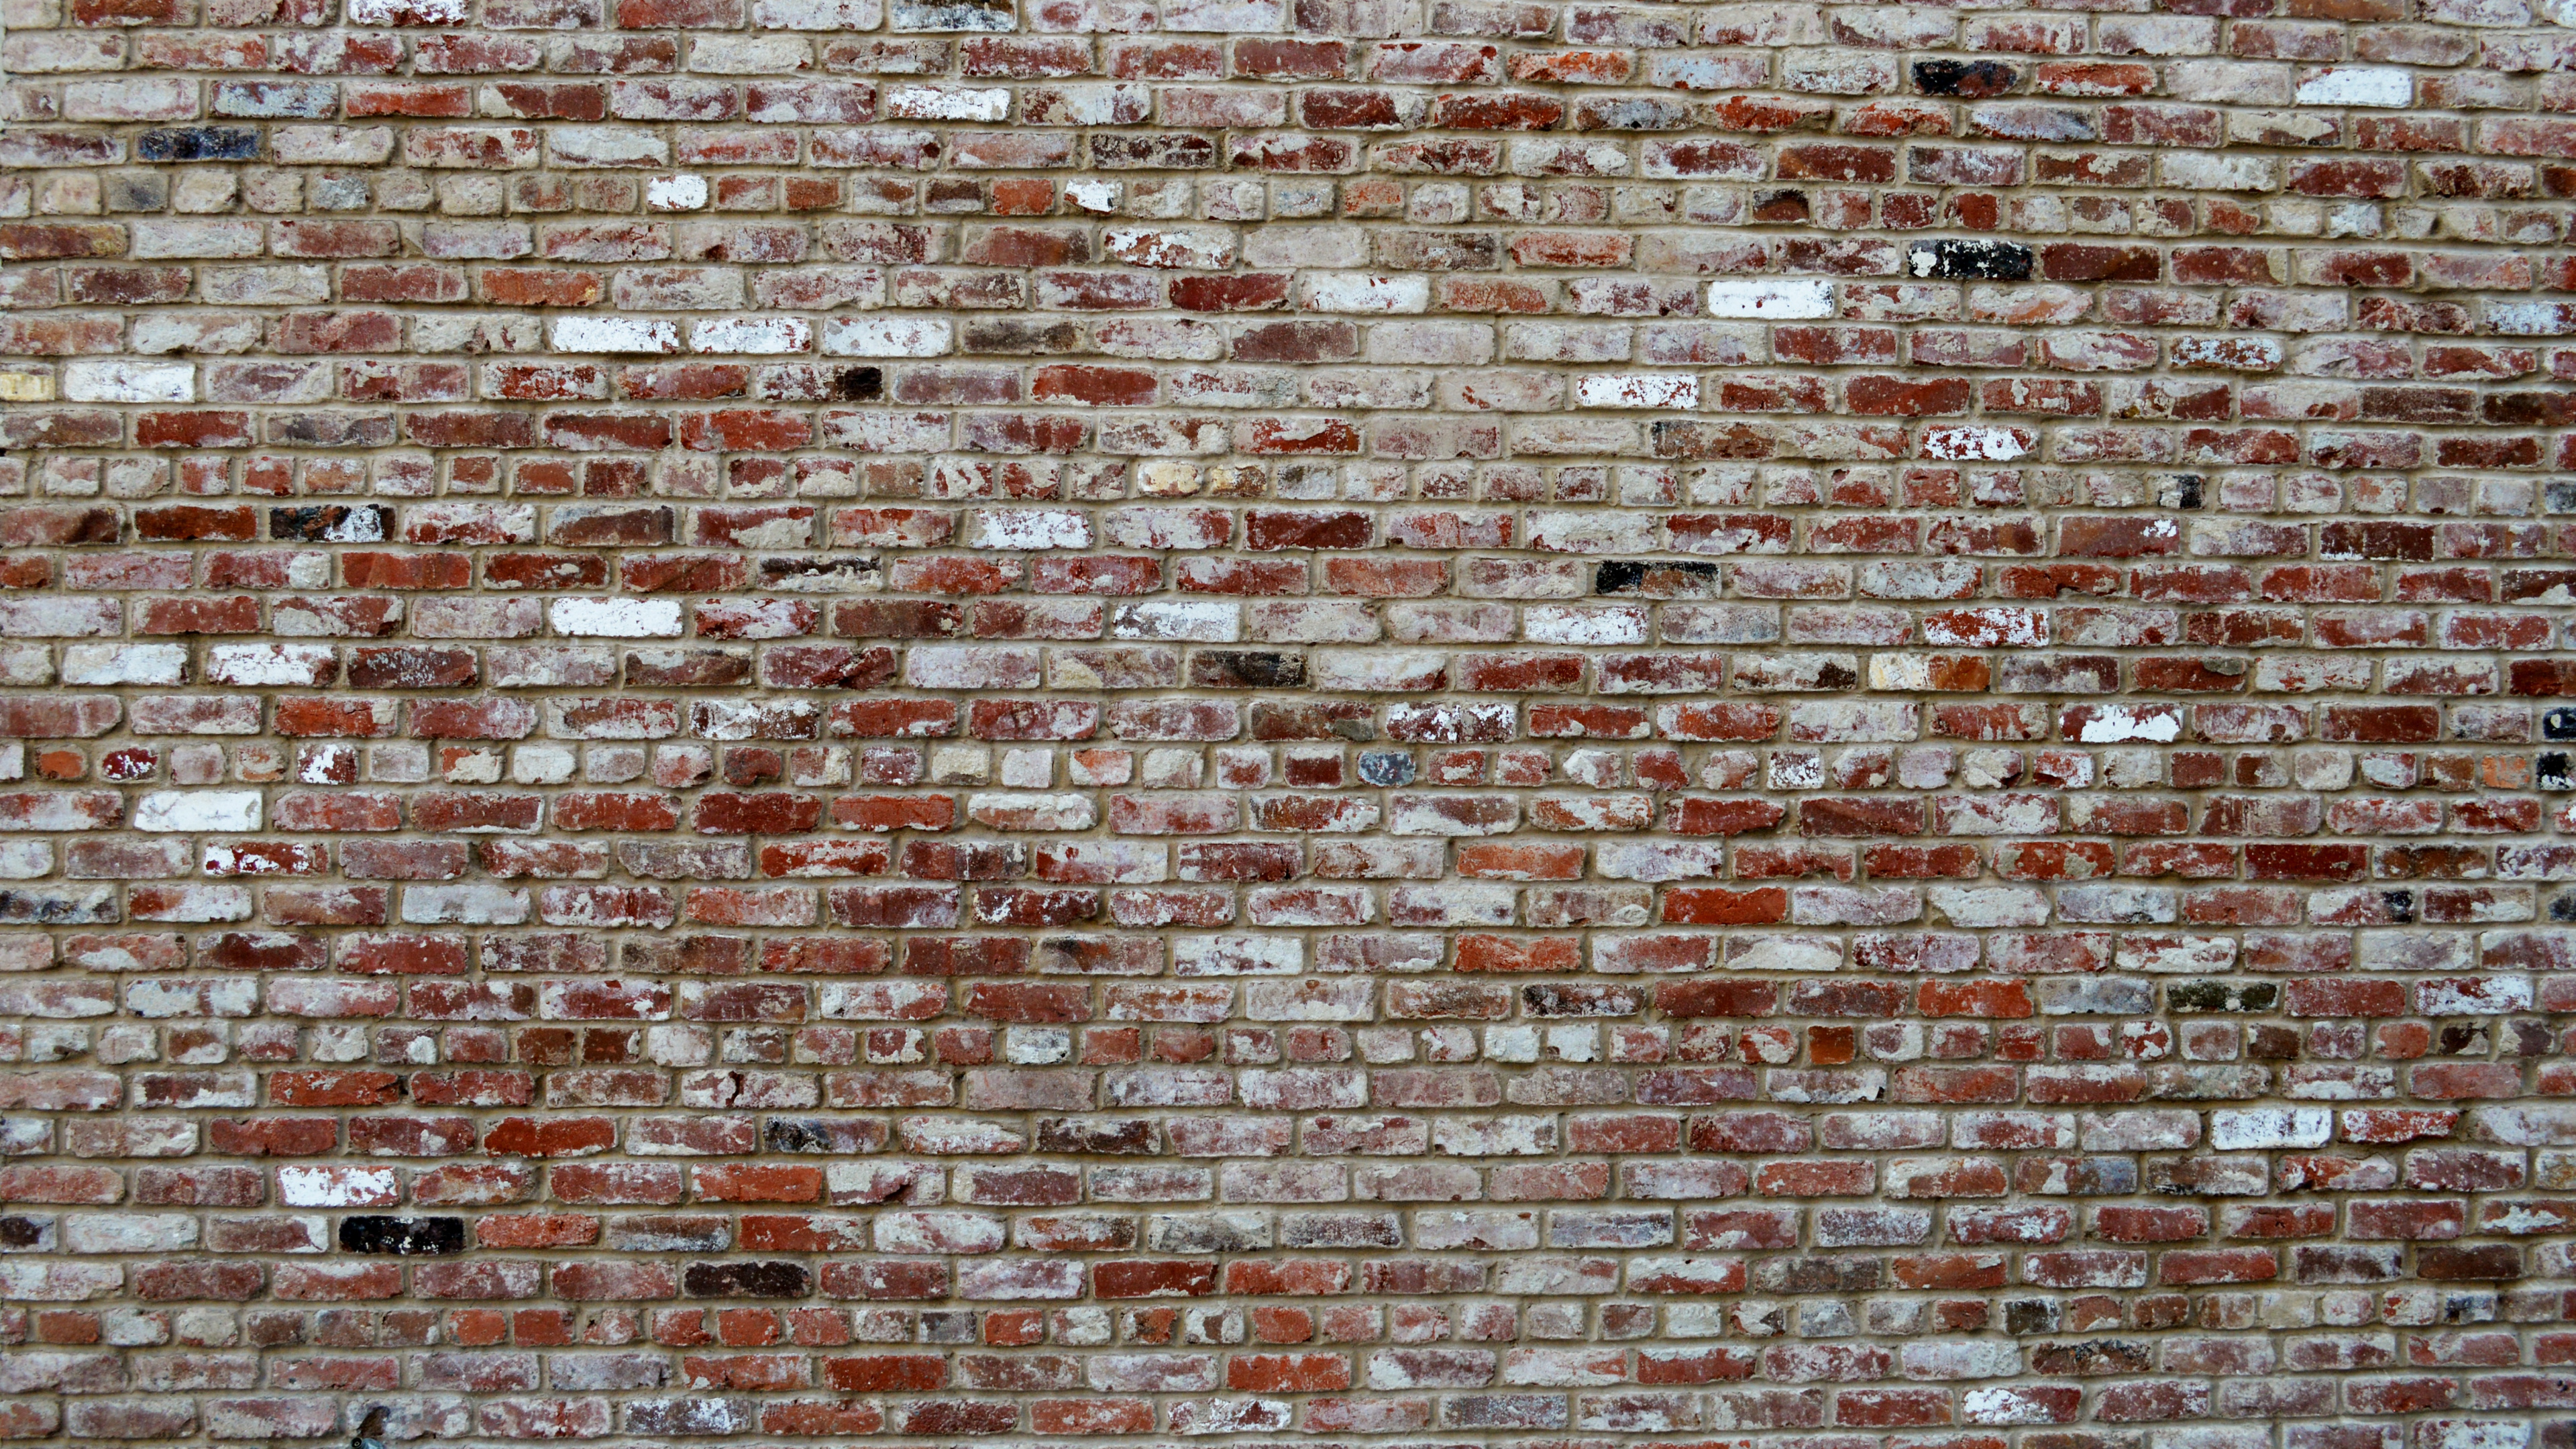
[5,0,2576,1443]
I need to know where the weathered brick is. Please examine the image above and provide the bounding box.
[0,4,2563,1440]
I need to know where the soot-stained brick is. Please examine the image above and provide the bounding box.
[2155,474,2206,511]
[683,1261,812,1298]
[1356,750,1416,785]
[1912,58,2019,97]
[2166,980,2279,1013]
[138,127,262,162]
[1597,559,1723,596]
[1189,650,1308,688]
[339,1217,466,1255]
[1907,237,2037,280]
[270,505,392,543]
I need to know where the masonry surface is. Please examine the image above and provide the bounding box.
[3,0,2576,1443]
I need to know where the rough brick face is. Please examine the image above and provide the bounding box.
[5,0,2576,1445]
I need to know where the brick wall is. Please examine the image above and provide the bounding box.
[3,0,2576,1441]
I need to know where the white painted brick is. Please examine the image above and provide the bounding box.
[1918,424,2034,462]
[349,0,465,17]
[1927,885,2050,928]
[2416,977,2532,1015]
[548,598,685,638]
[2072,705,2182,743]
[2208,1107,2332,1150]
[0,842,52,878]
[550,316,681,354]
[1706,278,1833,318]
[2490,302,2576,336]
[1104,225,1236,269]
[904,645,1040,689]
[2158,151,2281,191]
[403,883,534,926]
[272,125,395,166]
[0,598,123,638]
[822,317,953,357]
[143,885,254,923]
[1575,374,1699,409]
[647,174,709,210]
[278,1165,398,1207]
[1301,272,1430,313]
[965,793,1095,830]
[133,792,263,833]
[125,979,254,1016]
[1026,83,1152,124]
[60,360,193,403]
[751,0,882,25]
[206,644,337,687]
[692,317,814,354]
[884,86,1012,121]
[1112,600,1240,642]
[690,36,814,72]
[966,509,1091,550]
[1173,935,1303,976]
[63,1215,199,1254]
[60,644,187,686]
[2295,67,2412,106]
[1525,604,1650,646]
[1313,649,1448,691]
[549,126,669,168]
